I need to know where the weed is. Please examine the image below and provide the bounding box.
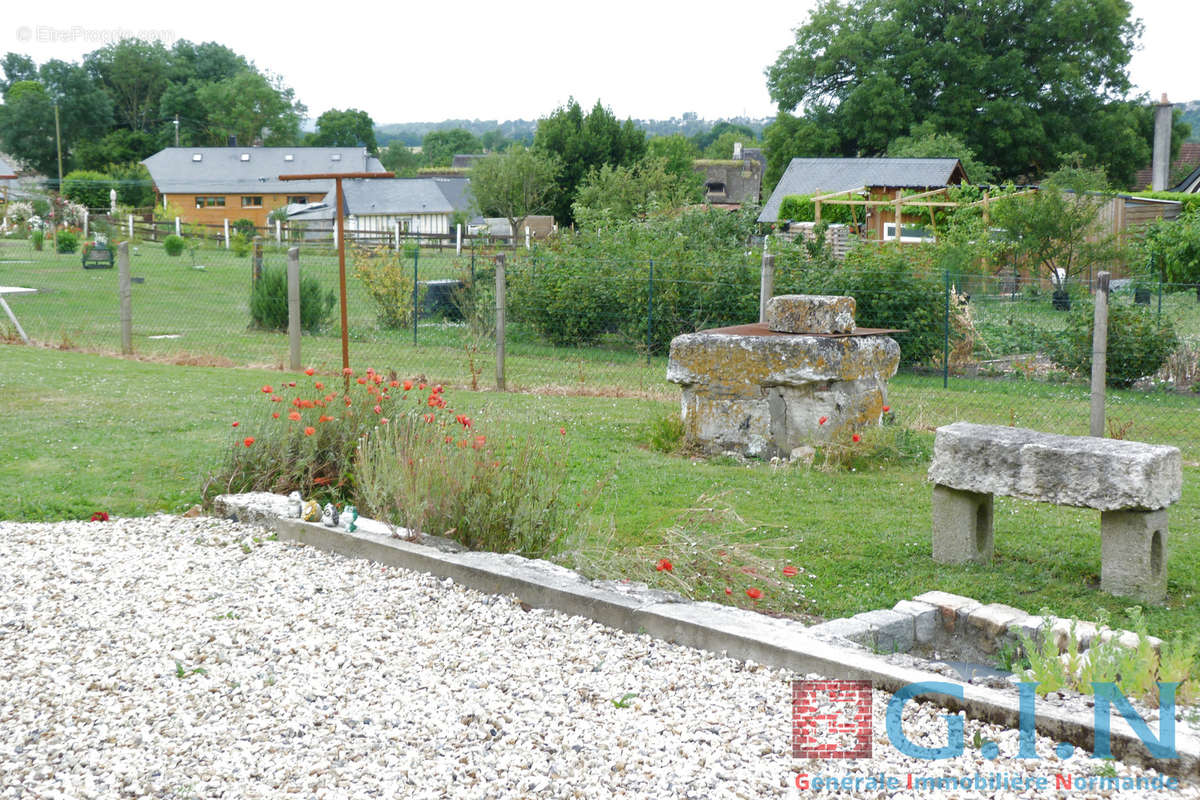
[644,412,685,455]
[611,692,638,709]
[174,661,207,679]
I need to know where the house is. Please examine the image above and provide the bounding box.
[0,155,17,202]
[759,157,968,241]
[694,142,764,207]
[1133,142,1200,192]
[286,177,482,239]
[141,147,387,228]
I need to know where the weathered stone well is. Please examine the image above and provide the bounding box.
[666,295,900,458]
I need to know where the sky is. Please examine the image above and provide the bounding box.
[5,0,1198,125]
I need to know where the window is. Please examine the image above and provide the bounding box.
[241,196,263,208]
[286,195,308,205]
[883,223,935,243]
[240,153,251,162]
[195,196,225,208]
[192,153,203,162]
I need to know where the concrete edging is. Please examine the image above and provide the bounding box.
[213,494,1199,779]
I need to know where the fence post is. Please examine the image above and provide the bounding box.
[525,226,531,250]
[647,260,654,365]
[287,246,301,371]
[943,270,951,389]
[1090,271,1110,437]
[1157,275,1163,323]
[223,218,230,249]
[495,254,506,391]
[175,217,181,237]
[275,219,282,244]
[83,210,88,241]
[759,252,775,323]
[252,236,263,285]
[127,215,133,240]
[456,223,462,255]
[412,245,419,346]
[395,220,401,253]
[118,241,132,355]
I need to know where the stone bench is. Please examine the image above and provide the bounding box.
[927,422,1182,604]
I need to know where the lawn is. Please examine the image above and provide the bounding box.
[1,345,1197,644]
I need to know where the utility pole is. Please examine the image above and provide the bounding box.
[174,114,180,147]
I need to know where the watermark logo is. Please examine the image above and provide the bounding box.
[792,680,872,759]
[15,26,175,45]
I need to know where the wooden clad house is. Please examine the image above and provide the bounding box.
[141,147,387,228]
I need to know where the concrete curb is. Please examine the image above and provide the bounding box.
[214,494,1199,779]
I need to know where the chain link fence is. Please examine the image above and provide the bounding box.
[2,232,1198,462]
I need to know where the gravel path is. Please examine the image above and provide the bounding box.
[0,516,1194,799]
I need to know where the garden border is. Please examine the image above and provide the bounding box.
[213,493,1199,779]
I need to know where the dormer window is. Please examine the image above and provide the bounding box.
[192,153,203,162]
[240,153,250,162]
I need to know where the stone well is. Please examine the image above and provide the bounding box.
[666,295,900,458]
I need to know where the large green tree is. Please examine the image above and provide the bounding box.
[195,70,304,146]
[766,0,1147,182]
[308,108,377,153]
[761,111,839,194]
[469,146,562,239]
[572,157,703,226]
[886,123,997,185]
[533,98,646,225]
[84,39,171,133]
[0,81,57,174]
[421,129,480,167]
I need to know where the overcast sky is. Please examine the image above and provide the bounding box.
[6,0,1197,125]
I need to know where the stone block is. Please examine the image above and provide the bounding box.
[765,294,855,334]
[851,609,914,654]
[807,617,872,647]
[1100,509,1168,605]
[892,599,938,644]
[666,330,899,457]
[931,485,994,563]
[911,590,982,634]
[1048,618,1100,652]
[1009,615,1046,646]
[966,604,1027,653]
[928,422,1181,511]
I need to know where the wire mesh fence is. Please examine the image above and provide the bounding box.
[2,232,1198,461]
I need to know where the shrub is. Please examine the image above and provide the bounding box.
[249,266,335,333]
[31,230,44,251]
[163,234,186,256]
[61,170,113,210]
[354,248,423,329]
[55,230,78,253]
[230,232,251,257]
[203,367,401,505]
[354,386,579,557]
[777,194,855,224]
[1046,300,1179,387]
[232,218,257,239]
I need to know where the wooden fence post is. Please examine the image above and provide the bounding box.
[118,242,132,355]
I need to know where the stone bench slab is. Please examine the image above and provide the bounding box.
[927,422,1181,511]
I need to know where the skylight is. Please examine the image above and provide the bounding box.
[192,154,203,162]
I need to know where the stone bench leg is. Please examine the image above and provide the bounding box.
[931,485,993,563]
[1100,510,1167,605]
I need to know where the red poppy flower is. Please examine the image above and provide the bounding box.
[818,416,828,425]
[782,565,799,577]
[288,381,296,388]
[304,426,315,436]
[288,411,302,421]
[271,396,282,403]
[343,368,354,376]
[344,398,352,407]
[403,380,413,391]
[90,511,109,522]
[261,386,272,394]
[243,437,255,447]
[272,412,280,419]
[312,477,330,485]
[373,405,382,414]
[472,435,486,449]
[380,417,389,424]
[232,421,239,427]
[433,384,443,394]
[389,380,399,388]
[423,413,434,423]
[418,382,426,390]
[357,377,366,385]
[314,382,324,390]
[318,415,334,423]
[882,405,890,413]
[852,434,861,443]
[655,558,673,572]
[304,368,315,376]
[559,427,566,435]
[724,587,732,595]
[745,587,763,600]
[445,435,453,443]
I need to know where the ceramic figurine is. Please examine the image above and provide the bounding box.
[287,491,302,519]
[340,505,358,533]
[321,502,339,527]
[302,499,321,522]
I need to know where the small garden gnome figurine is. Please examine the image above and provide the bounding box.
[287,491,302,519]
[321,502,339,528]
[341,505,358,533]
[302,499,321,522]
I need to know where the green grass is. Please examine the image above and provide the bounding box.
[2,345,1198,642]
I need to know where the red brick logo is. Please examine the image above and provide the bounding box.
[792,680,872,759]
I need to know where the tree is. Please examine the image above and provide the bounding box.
[766,0,1145,181]
[572,157,703,226]
[73,129,159,171]
[692,121,755,152]
[195,70,304,146]
[469,147,562,240]
[422,129,480,167]
[886,124,997,185]
[0,53,37,94]
[0,81,57,174]
[61,170,113,210]
[533,98,646,225]
[308,108,377,153]
[645,134,699,179]
[761,111,839,195]
[380,144,422,177]
[990,161,1121,290]
[702,131,755,160]
[84,39,171,132]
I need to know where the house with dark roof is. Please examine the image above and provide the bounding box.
[141,147,387,228]
[0,155,18,200]
[287,177,481,239]
[759,157,968,241]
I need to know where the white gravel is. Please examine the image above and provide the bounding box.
[0,515,1194,799]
